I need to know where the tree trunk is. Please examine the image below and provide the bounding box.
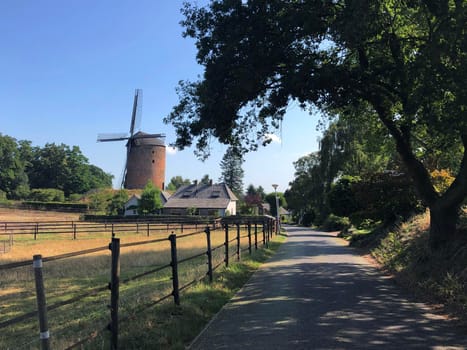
[373,103,467,250]
[429,203,459,249]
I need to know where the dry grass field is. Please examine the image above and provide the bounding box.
[0,208,81,222]
[0,209,259,349]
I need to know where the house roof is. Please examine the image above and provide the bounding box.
[164,183,237,209]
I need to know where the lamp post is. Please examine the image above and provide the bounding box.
[272,184,280,234]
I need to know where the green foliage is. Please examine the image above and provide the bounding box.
[21,201,88,211]
[430,169,455,195]
[199,174,212,185]
[107,190,129,216]
[301,211,316,227]
[0,134,112,199]
[265,192,286,217]
[168,0,467,245]
[29,188,65,202]
[219,147,244,195]
[0,134,30,199]
[186,207,198,216]
[88,189,114,213]
[351,172,424,225]
[166,176,192,191]
[328,176,361,217]
[139,181,163,215]
[28,143,113,196]
[321,214,351,232]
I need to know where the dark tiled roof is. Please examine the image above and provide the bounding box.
[164,183,237,209]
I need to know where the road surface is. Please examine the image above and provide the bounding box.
[189,226,466,349]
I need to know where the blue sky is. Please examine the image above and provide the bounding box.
[0,1,321,194]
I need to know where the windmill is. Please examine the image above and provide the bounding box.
[97,89,166,190]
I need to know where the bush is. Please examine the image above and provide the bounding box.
[29,188,65,202]
[321,214,351,232]
[351,172,424,225]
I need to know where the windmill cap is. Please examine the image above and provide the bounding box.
[132,131,165,146]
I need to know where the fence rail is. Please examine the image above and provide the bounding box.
[0,216,277,349]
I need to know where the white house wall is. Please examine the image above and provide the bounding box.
[226,200,236,215]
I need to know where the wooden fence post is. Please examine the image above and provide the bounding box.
[247,222,252,255]
[34,223,39,240]
[224,224,229,267]
[254,223,258,250]
[109,238,120,350]
[205,226,213,282]
[236,223,241,261]
[73,224,77,240]
[33,255,50,350]
[147,223,150,237]
[169,233,180,305]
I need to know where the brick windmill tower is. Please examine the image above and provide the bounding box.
[97,89,166,190]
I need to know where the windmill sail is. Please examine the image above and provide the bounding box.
[97,133,129,142]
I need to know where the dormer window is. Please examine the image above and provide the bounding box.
[182,190,192,198]
[211,190,220,198]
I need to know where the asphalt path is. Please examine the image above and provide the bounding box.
[189,226,467,349]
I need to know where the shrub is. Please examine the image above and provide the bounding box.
[29,188,65,202]
[321,214,351,232]
[351,172,424,225]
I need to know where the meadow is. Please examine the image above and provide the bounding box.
[0,209,275,349]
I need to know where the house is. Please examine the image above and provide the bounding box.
[279,207,292,222]
[258,202,271,216]
[163,182,237,216]
[124,191,171,216]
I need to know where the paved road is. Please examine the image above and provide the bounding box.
[189,226,467,349]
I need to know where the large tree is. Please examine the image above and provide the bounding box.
[0,134,30,199]
[219,147,244,195]
[166,176,192,191]
[167,0,466,248]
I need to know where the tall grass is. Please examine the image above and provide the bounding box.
[371,210,467,325]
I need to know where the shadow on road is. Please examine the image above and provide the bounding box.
[190,227,467,349]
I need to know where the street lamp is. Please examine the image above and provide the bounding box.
[272,184,280,234]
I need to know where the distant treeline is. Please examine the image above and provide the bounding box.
[0,133,113,200]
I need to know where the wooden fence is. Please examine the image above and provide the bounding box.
[0,216,276,349]
[0,217,223,252]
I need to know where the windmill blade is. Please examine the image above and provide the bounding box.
[121,139,132,188]
[97,133,129,142]
[129,89,143,136]
[120,156,128,189]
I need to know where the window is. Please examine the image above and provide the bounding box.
[182,190,192,198]
[211,190,220,198]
